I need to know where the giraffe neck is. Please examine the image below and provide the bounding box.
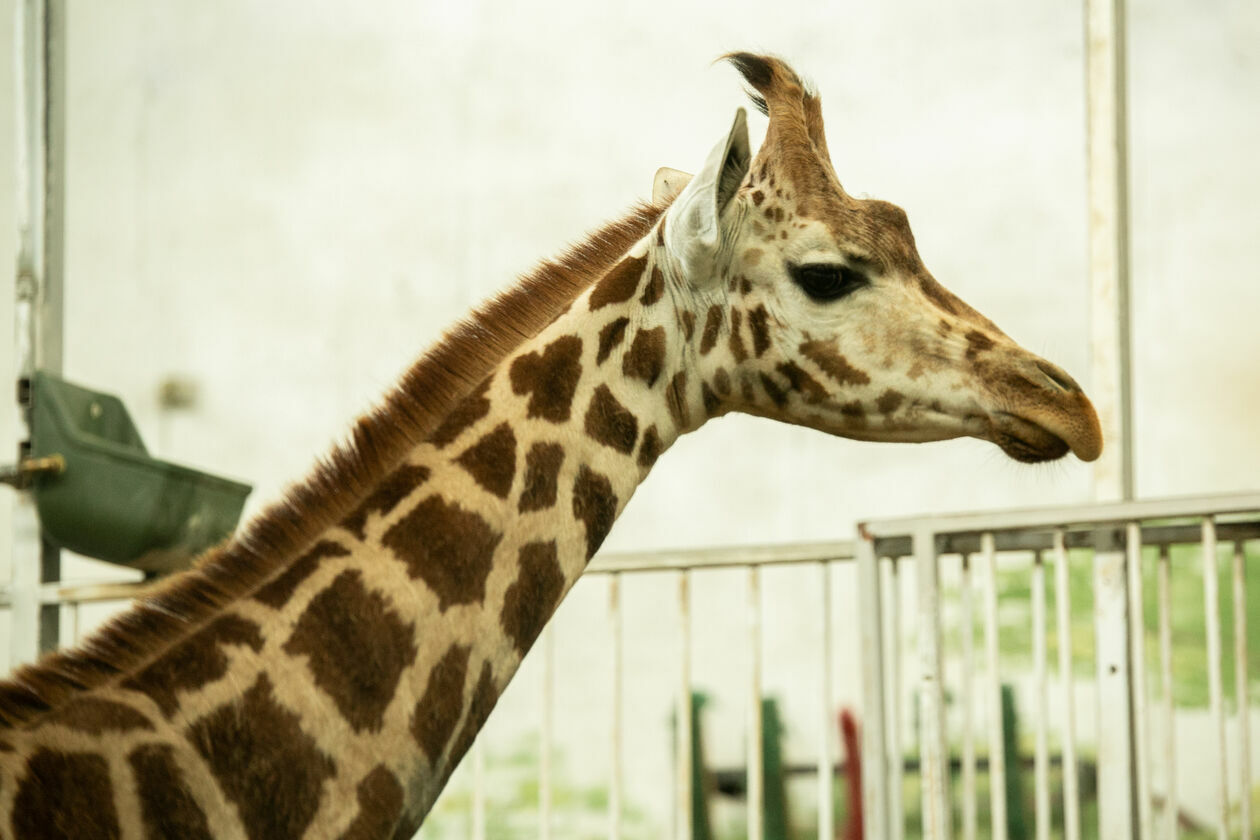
[0,221,728,839]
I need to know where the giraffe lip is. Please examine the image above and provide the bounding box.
[990,412,1071,464]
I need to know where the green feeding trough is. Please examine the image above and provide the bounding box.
[28,371,252,575]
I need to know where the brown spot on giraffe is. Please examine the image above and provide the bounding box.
[187,674,335,840]
[840,401,867,425]
[342,464,431,540]
[509,334,584,423]
[596,317,630,365]
[680,310,696,341]
[713,368,732,396]
[518,442,564,513]
[254,540,351,608]
[572,466,618,560]
[801,340,871,386]
[43,697,153,734]
[701,382,721,415]
[760,373,789,408]
[124,614,264,717]
[283,569,418,733]
[964,329,995,361]
[877,389,906,415]
[584,385,639,455]
[500,541,565,656]
[341,765,405,840]
[743,247,764,266]
[129,744,214,840]
[637,425,663,469]
[777,361,827,403]
[622,327,667,388]
[589,254,647,311]
[382,496,502,610]
[12,749,120,840]
[666,371,690,430]
[446,663,498,769]
[429,380,492,448]
[752,189,765,205]
[740,276,753,295]
[699,305,723,355]
[728,308,748,362]
[411,644,471,764]
[937,318,953,337]
[640,265,665,306]
[748,305,772,357]
[455,422,517,500]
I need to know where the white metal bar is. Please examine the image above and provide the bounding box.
[472,738,486,840]
[1233,541,1250,840]
[1032,551,1050,840]
[1054,530,1081,840]
[886,558,904,840]
[981,533,1007,840]
[1094,536,1134,840]
[916,529,950,840]
[1202,518,1228,840]
[818,562,834,840]
[677,570,693,840]
[1127,522,1152,840]
[540,623,554,840]
[610,573,623,840]
[857,537,891,840]
[1085,0,1135,504]
[589,540,856,574]
[748,565,763,840]
[960,554,978,840]
[1157,544,1178,840]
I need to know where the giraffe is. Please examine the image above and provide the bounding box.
[0,53,1101,839]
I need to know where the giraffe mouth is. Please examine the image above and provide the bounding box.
[990,412,1071,464]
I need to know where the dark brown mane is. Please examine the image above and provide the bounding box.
[0,199,669,729]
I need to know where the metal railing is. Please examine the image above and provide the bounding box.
[857,492,1260,840]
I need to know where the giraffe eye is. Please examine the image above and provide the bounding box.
[788,262,868,302]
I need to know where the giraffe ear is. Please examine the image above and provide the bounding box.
[664,108,751,282]
[652,167,693,204]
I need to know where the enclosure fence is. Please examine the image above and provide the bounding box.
[859,492,1260,840]
[3,492,1259,839]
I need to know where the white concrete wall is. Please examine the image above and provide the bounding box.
[0,0,1256,834]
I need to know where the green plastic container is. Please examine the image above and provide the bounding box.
[28,371,251,574]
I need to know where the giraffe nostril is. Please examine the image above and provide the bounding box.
[1034,360,1081,393]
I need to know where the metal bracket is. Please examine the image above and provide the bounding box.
[0,453,65,490]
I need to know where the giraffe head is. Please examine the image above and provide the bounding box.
[658,53,1101,463]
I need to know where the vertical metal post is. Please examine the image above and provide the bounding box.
[1054,531,1082,840]
[1093,529,1135,839]
[12,0,66,666]
[1085,0,1135,503]
[885,558,904,840]
[1126,524,1152,840]
[677,570,693,840]
[981,533,1007,840]
[747,566,763,840]
[610,573,623,840]
[1032,552,1051,840]
[1201,519,1228,840]
[960,554,978,840]
[915,529,950,840]
[817,562,834,840]
[1156,544,1178,840]
[1232,541,1251,840]
[472,738,486,840]
[857,534,891,840]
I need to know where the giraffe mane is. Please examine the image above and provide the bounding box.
[0,198,670,729]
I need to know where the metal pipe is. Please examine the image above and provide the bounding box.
[540,624,554,840]
[678,571,693,840]
[1032,551,1050,840]
[960,554,978,840]
[886,558,904,840]
[748,566,763,840]
[610,573,623,840]
[817,562,834,840]
[1054,530,1081,840]
[1201,518,1228,840]
[857,537,891,840]
[1157,544,1178,840]
[1233,541,1250,840]
[982,533,1007,840]
[1127,522,1152,839]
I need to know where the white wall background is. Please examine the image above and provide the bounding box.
[0,0,1256,834]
